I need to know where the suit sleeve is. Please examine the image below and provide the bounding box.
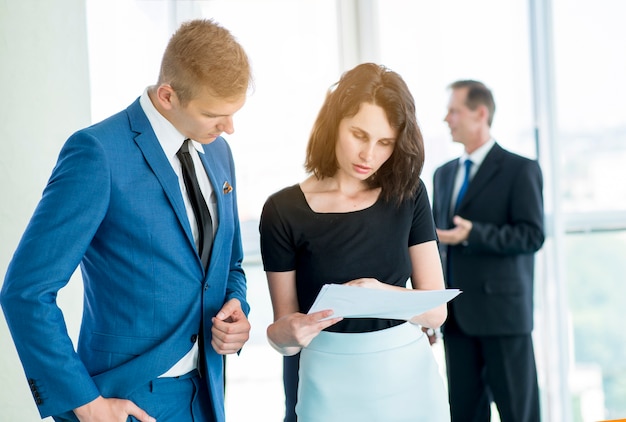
[466,159,545,255]
[0,132,108,417]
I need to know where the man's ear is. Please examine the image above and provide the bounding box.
[155,84,177,110]
[477,104,489,124]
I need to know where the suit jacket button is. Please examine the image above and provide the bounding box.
[190,334,198,343]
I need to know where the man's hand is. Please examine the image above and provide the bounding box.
[74,396,155,422]
[436,215,472,245]
[211,298,251,354]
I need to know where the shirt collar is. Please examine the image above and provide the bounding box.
[139,88,204,160]
[460,138,496,167]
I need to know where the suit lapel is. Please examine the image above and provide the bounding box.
[126,100,196,251]
[440,162,458,225]
[460,143,504,209]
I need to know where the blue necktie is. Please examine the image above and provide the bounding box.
[455,159,473,212]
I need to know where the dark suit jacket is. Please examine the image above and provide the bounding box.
[432,143,544,336]
[0,98,249,421]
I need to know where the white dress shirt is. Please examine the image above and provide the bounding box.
[140,88,217,377]
[450,138,496,216]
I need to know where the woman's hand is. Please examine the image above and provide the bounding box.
[267,310,343,356]
[265,270,343,355]
[344,277,389,289]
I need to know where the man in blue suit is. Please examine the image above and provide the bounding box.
[1,19,251,422]
[432,80,544,422]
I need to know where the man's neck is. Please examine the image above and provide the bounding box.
[464,132,491,154]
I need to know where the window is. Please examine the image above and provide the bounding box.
[552,0,626,419]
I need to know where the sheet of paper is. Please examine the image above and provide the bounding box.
[307,284,461,320]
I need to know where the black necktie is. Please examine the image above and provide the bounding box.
[177,139,212,378]
[177,140,213,270]
[455,159,473,212]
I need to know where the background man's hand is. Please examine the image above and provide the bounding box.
[436,215,472,245]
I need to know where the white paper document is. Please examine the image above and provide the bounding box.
[308,284,461,320]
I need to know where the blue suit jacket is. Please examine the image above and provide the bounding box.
[432,143,544,336]
[0,98,249,421]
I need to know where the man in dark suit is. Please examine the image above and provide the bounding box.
[1,19,251,422]
[432,80,544,422]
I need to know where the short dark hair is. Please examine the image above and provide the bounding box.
[305,63,425,204]
[449,80,496,126]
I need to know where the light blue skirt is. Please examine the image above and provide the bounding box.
[296,322,450,422]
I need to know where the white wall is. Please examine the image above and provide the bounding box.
[0,1,91,419]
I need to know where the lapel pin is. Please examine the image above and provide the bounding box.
[222,181,233,194]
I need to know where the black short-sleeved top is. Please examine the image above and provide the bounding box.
[259,179,437,333]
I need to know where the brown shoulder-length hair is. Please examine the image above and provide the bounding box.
[305,63,424,204]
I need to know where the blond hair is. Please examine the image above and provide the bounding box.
[158,19,251,105]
